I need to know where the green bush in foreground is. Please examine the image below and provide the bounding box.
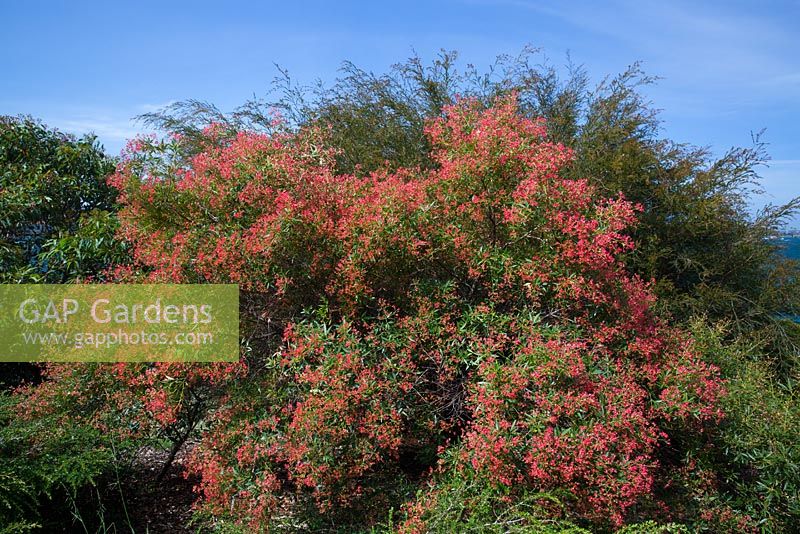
[0,391,128,532]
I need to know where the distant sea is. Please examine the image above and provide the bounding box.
[776,235,800,323]
[777,235,800,260]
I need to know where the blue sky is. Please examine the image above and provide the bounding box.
[1,0,798,227]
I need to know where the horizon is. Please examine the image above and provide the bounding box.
[1,0,797,228]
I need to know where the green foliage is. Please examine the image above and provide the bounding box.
[36,209,127,282]
[613,522,688,534]
[690,320,800,532]
[0,116,123,283]
[571,72,799,335]
[401,471,591,533]
[0,392,123,530]
[394,457,688,534]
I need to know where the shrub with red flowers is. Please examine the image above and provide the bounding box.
[39,94,724,530]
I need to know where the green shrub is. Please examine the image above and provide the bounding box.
[0,392,129,530]
[689,320,800,532]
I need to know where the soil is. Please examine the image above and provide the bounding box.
[115,443,199,533]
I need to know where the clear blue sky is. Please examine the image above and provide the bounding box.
[1,0,797,227]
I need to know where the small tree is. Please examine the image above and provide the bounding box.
[0,116,125,284]
[109,94,725,531]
